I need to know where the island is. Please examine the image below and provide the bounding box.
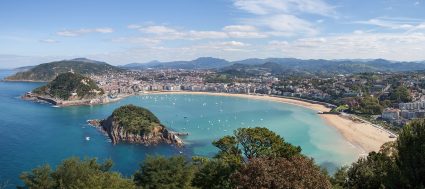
[88,104,184,147]
[24,72,109,106]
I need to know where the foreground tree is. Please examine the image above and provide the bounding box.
[397,119,425,188]
[133,156,195,189]
[346,151,400,189]
[338,119,425,188]
[205,127,308,188]
[19,157,135,189]
[191,158,237,189]
[231,156,331,189]
[213,127,302,162]
[330,166,348,189]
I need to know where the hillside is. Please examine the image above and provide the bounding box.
[121,57,230,70]
[32,72,104,100]
[220,58,425,75]
[5,58,123,81]
[121,57,425,74]
[88,104,183,146]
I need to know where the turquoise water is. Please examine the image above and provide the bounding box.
[0,70,360,187]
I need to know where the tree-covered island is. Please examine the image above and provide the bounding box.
[88,104,184,147]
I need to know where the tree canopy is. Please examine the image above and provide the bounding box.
[213,127,302,162]
[390,85,412,103]
[19,157,134,189]
[133,156,195,189]
[32,72,104,100]
[231,156,331,189]
[111,104,161,134]
[334,119,425,188]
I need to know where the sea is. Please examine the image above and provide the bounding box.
[0,70,360,187]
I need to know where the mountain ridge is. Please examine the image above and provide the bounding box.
[5,58,123,81]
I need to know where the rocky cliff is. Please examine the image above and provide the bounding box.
[88,105,183,147]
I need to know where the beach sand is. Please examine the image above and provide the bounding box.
[145,91,396,154]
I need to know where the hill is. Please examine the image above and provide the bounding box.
[13,65,35,72]
[221,58,425,75]
[31,72,104,101]
[121,57,230,70]
[121,57,425,74]
[5,58,123,81]
[88,104,183,146]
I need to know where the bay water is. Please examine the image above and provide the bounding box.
[0,70,360,187]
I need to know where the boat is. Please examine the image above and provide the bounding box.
[85,137,90,141]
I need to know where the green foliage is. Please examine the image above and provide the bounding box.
[111,104,161,134]
[192,159,237,189]
[330,166,348,189]
[233,127,302,160]
[356,96,383,115]
[335,119,425,189]
[6,60,122,81]
[20,165,56,189]
[133,156,195,189]
[396,119,425,188]
[19,157,135,189]
[390,85,412,103]
[32,72,104,100]
[212,136,243,164]
[231,156,332,189]
[331,105,349,113]
[346,151,400,189]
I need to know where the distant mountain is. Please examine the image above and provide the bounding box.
[121,57,425,74]
[69,58,108,64]
[121,57,231,70]
[13,65,36,72]
[5,58,123,81]
[220,58,425,75]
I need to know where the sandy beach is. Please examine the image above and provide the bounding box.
[144,91,396,154]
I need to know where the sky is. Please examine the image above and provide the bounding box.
[1,0,425,68]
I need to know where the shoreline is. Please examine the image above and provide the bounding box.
[27,89,396,154]
[142,91,396,154]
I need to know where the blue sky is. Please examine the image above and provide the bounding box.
[1,0,425,68]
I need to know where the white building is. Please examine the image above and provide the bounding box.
[382,108,400,120]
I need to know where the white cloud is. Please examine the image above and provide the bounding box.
[223,25,268,38]
[112,37,161,46]
[267,32,425,61]
[39,39,59,43]
[134,24,267,40]
[233,0,331,37]
[219,41,250,47]
[233,0,335,17]
[223,25,257,32]
[56,28,113,37]
[139,25,178,34]
[253,14,317,36]
[127,24,142,29]
[355,17,425,31]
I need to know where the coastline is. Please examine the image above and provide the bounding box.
[26,89,395,154]
[142,91,396,154]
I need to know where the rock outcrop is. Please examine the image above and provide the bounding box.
[88,105,183,147]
